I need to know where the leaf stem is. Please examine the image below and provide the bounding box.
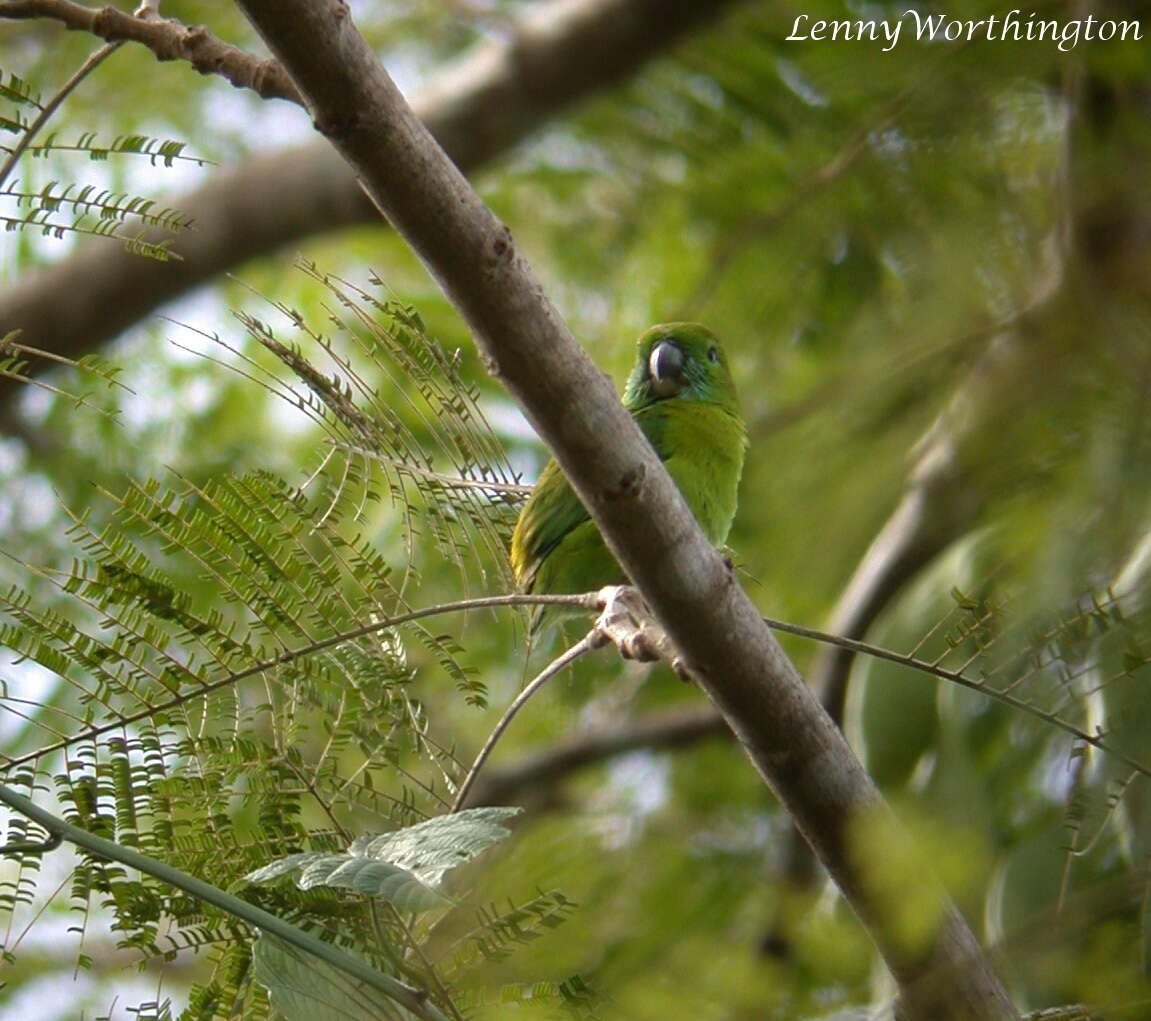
[2,591,598,770]
[0,782,452,1021]
[761,612,1151,779]
[451,630,600,812]
[0,40,123,191]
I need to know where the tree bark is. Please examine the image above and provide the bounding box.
[232,2,1018,1018]
[0,0,746,407]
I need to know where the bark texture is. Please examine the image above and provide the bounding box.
[233,2,1018,1017]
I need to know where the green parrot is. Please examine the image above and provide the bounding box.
[510,322,746,604]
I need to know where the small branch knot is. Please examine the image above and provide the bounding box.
[602,463,644,503]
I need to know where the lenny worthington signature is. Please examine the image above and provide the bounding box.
[786,8,1142,52]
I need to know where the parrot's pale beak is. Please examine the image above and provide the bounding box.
[649,340,686,397]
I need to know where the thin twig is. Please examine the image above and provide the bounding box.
[762,613,1151,779]
[2,591,598,771]
[0,39,123,191]
[0,827,61,853]
[0,338,135,391]
[451,630,600,812]
[337,442,532,498]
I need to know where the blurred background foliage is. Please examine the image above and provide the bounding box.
[1,0,1150,1018]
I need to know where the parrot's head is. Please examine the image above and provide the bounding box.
[622,322,738,410]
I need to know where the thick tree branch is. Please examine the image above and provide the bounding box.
[459,704,728,809]
[1,0,299,99]
[0,0,747,408]
[232,2,1017,1018]
[809,337,1009,717]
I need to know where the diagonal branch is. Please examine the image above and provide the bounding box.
[232,3,1017,1018]
[0,781,452,1021]
[0,0,300,101]
[0,37,122,189]
[0,0,749,409]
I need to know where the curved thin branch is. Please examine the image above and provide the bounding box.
[768,613,1151,780]
[464,596,1151,808]
[0,591,597,771]
[458,704,727,808]
[0,37,124,189]
[450,629,599,812]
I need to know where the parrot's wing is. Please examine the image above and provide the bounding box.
[510,458,592,591]
[631,401,671,455]
[512,406,679,592]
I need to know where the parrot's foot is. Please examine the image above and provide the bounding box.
[592,586,686,675]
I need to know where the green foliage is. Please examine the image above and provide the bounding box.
[233,263,523,604]
[0,55,199,261]
[252,935,405,1021]
[22,132,205,168]
[0,69,39,131]
[246,807,523,910]
[0,291,544,1020]
[4,2,1151,1019]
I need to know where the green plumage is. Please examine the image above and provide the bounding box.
[510,323,746,599]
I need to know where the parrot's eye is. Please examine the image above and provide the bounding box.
[707,346,719,364]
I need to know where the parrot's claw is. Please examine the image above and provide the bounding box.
[593,586,683,671]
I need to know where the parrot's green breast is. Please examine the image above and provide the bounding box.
[510,323,746,599]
